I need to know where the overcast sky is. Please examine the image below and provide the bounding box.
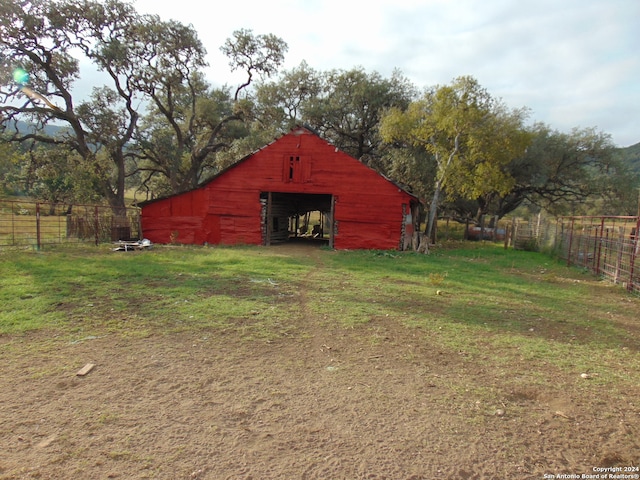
[124,0,638,147]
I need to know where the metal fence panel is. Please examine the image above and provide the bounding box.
[508,215,639,295]
[554,216,639,295]
[0,200,140,249]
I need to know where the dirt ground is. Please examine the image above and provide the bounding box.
[1,246,639,479]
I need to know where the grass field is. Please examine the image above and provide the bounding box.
[1,242,638,369]
[1,242,638,478]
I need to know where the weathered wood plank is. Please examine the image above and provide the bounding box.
[76,363,95,376]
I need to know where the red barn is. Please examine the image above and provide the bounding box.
[140,127,420,250]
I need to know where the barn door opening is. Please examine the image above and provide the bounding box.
[261,192,334,247]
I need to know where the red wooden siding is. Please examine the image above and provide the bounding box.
[141,127,419,250]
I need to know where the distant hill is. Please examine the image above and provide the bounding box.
[12,121,69,137]
[617,142,640,175]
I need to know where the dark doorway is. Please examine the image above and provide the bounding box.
[261,192,334,247]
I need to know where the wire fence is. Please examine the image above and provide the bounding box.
[0,200,141,249]
[3,200,639,294]
[508,215,640,296]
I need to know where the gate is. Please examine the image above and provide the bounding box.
[0,200,141,249]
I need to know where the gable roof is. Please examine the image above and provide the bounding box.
[138,126,418,207]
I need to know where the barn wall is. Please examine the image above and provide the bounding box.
[333,194,410,250]
[141,189,210,244]
[141,128,419,250]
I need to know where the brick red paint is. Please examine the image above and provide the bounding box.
[141,127,419,250]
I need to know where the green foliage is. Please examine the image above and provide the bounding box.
[221,28,289,101]
[380,75,530,234]
[25,146,100,204]
[504,124,622,216]
[1,0,222,206]
[0,141,23,195]
[0,140,101,203]
[299,67,417,161]
[618,142,640,175]
[606,142,640,215]
[137,28,287,195]
[379,145,435,199]
[254,61,322,132]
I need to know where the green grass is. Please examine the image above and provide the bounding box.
[0,244,310,336]
[1,242,639,386]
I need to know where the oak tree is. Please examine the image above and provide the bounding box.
[380,76,530,238]
[304,67,416,163]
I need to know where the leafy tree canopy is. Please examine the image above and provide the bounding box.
[380,75,530,236]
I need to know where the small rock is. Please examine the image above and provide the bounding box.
[495,409,505,417]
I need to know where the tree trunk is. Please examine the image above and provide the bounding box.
[425,133,460,244]
[426,180,442,242]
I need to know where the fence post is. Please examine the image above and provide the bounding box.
[576,224,583,265]
[614,227,625,284]
[628,217,640,293]
[595,218,605,275]
[94,205,99,246]
[504,224,510,249]
[587,221,596,270]
[36,202,41,250]
[603,227,611,273]
[567,218,575,266]
[554,219,560,253]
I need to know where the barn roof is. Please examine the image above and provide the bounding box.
[137,126,418,207]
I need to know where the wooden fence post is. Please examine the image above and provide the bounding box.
[36,202,41,250]
[94,205,99,246]
[566,218,575,266]
[504,224,510,249]
[554,219,560,252]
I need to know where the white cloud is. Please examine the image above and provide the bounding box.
[76,0,640,146]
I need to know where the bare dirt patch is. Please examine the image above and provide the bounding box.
[1,245,638,479]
